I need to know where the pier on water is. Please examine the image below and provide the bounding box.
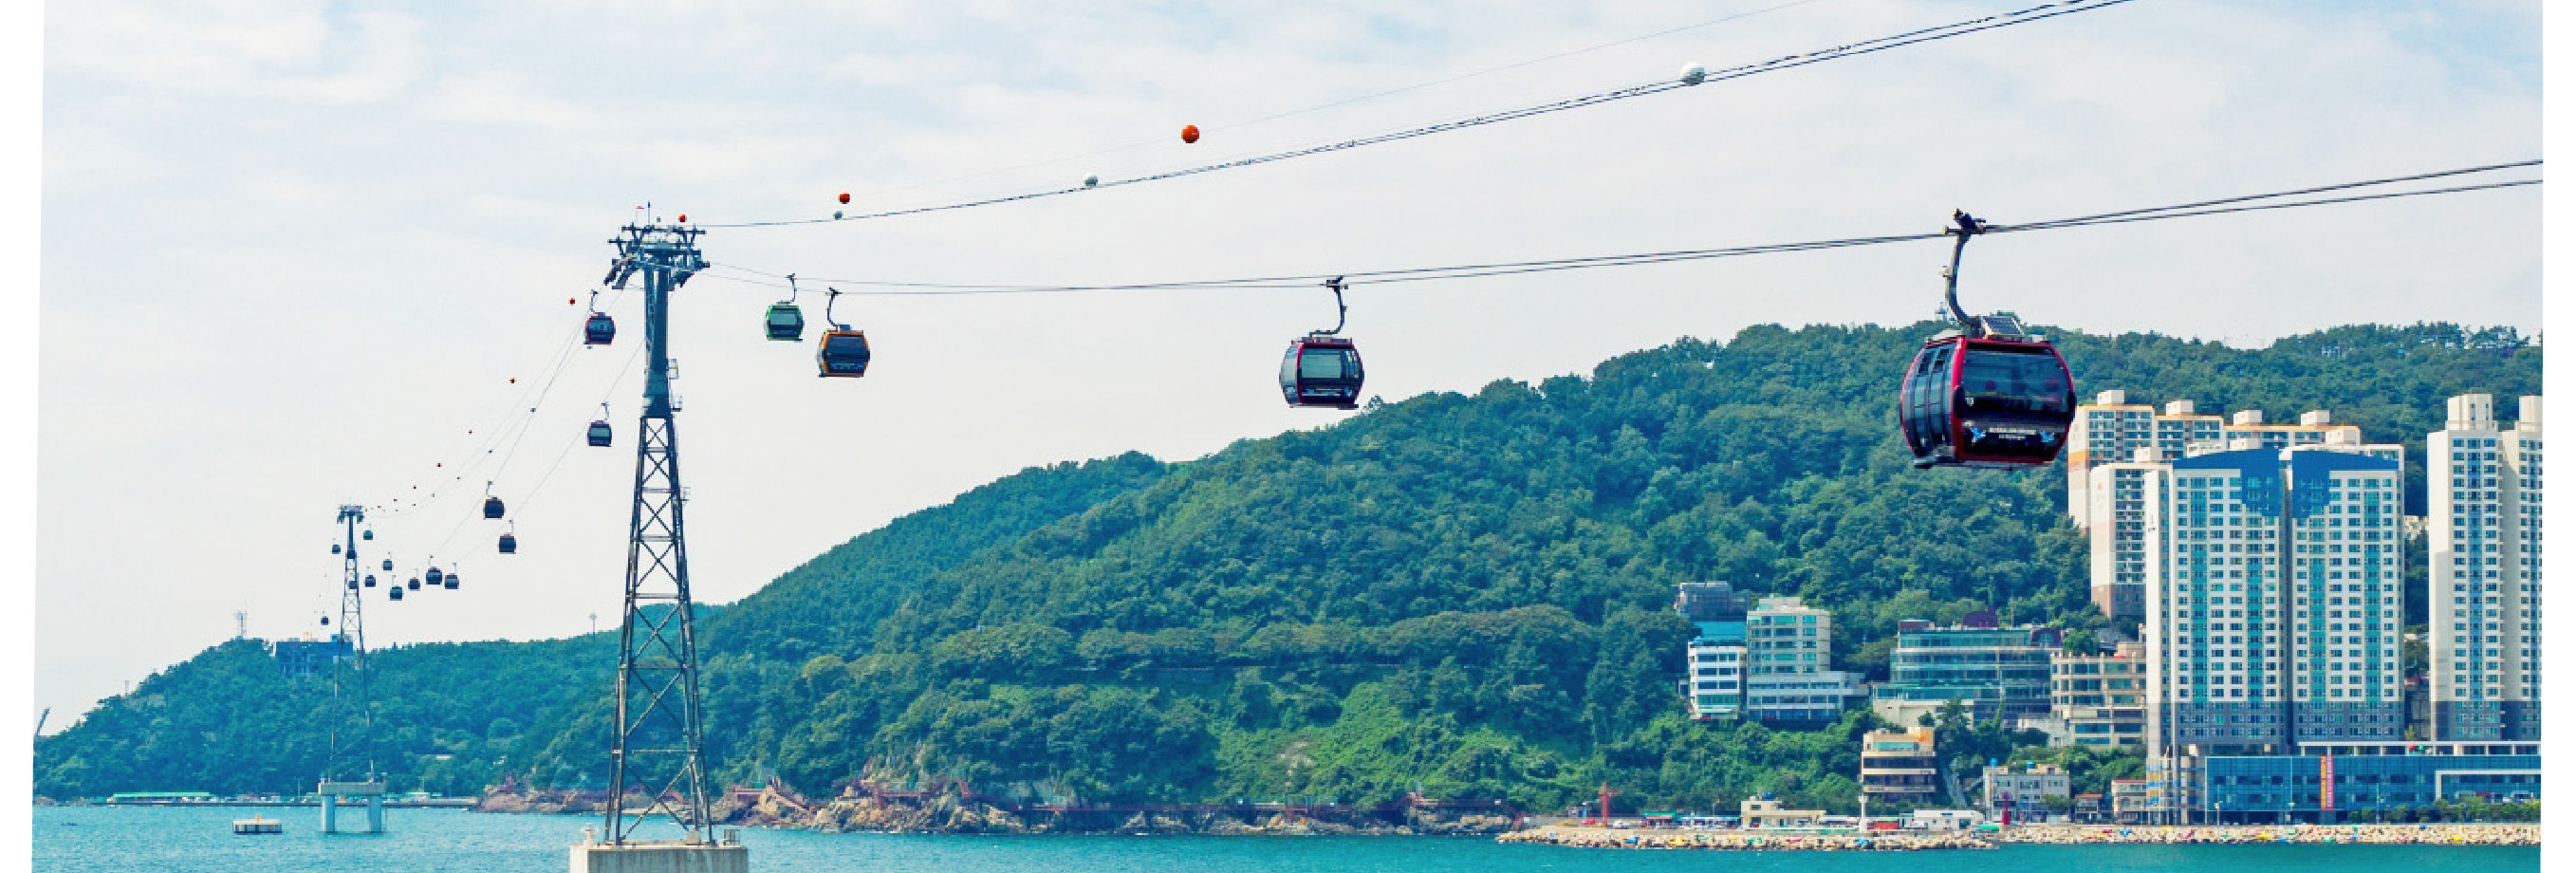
[317,780,386,834]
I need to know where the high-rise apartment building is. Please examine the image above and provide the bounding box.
[2067,392,2222,531]
[2070,390,2362,621]
[2141,440,2405,758]
[2428,394,2544,740]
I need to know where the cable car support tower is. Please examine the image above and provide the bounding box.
[318,503,386,834]
[584,221,745,871]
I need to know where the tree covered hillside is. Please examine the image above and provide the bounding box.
[36,322,2538,814]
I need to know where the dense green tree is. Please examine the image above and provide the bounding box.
[36,322,2539,817]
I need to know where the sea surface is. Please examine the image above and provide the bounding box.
[31,806,2541,873]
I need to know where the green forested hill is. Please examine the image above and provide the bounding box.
[35,322,2538,814]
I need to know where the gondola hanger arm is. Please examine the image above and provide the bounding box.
[1941,210,1988,333]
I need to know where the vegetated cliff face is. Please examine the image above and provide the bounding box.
[35,322,2538,816]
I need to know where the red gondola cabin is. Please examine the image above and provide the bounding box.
[1898,316,2074,469]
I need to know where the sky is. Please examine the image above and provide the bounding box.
[26,0,2549,737]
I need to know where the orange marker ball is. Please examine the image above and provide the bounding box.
[676,214,686,223]
[1181,124,1200,143]
[839,193,851,204]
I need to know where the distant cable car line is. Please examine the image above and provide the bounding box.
[698,0,2143,229]
[702,160,2536,297]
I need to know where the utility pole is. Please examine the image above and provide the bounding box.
[597,221,726,852]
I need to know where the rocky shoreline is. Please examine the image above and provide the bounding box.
[473,787,1515,835]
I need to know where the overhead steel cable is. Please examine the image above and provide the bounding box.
[836,0,1843,204]
[698,0,2144,229]
[1988,159,2540,232]
[698,159,2536,295]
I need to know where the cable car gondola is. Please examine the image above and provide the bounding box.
[445,572,460,590]
[584,290,616,345]
[1279,277,1364,410]
[346,579,359,590]
[815,288,871,378]
[389,585,404,602]
[1897,212,2076,470]
[587,403,613,448]
[382,559,395,572]
[321,616,330,626]
[483,482,505,519]
[364,574,378,587]
[361,529,373,541]
[767,275,806,341]
[498,529,518,554]
[426,566,445,586]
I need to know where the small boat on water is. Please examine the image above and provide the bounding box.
[232,816,283,835]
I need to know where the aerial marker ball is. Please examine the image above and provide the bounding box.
[677,214,686,223]
[833,211,843,220]
[1084,175,1099,188]
[1680,63,1707,85]
[838,193,851,204]
[569,297,577,305]
[1181,124,1200,143]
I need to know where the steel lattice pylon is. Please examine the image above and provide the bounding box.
[602,223,713,845]
[328,504,371,782]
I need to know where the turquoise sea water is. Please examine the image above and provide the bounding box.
[31,806,2540,873]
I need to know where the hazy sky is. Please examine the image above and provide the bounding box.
[32,0,2545,734]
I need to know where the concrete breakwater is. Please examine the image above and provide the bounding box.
[1497,825,1992,851]
[1993,823,2538,846]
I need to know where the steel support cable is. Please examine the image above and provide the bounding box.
[379,335,579,520]
[1986,159,2540,232]
[423,318,610,553]
[698,0,2143,229]
[371,287,629,517]
[377,319,584,517]
[839,0,1842,204]
[699,160,2536,296]
[431,339,648,559]
[439,288,623,470]
[1988,178,2540,234]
